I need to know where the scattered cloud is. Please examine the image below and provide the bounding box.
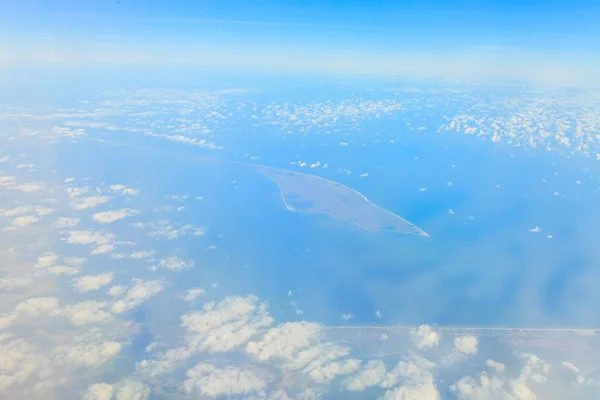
[55,217,80,228]
[93,208,140,224]
[132,220,207,240]
[454,336,478,355]
[150,256,194,272]
[184,363,273,398]
[84,383,114,400]
[69,196,111,210]
[181,288,205,302]
[108,185,140,196]
[111,279,164,313]
[410,325,440,349]
[72,273,114,292]
[0,275,32,291]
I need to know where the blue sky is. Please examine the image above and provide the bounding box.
[2,0,600,85]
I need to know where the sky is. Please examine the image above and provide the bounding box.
[2,0,600,86]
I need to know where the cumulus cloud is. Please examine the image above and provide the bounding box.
[15,182,45,192]
[150,256,194,272]
[72,273,114,292]
[184,363,273,398]
[69,196,112,210]
[246,321,360,384]
[111,279,164,313]
[52,340,121,368]
[182,295,273,353]
[90,244,115,255]
[137,296,273,377]
[84,383,114,400]
[1,205,53,217]
[562,361,580,374]
[0,297,60,329]
[62,229,115,254]
[181,288,205,302]
[93,209,140,224]
[2,215,39,231]
[246,322,322,363]
[52,300,113,325]
[486,359,506,373]
[452,352,550,400]
[115,380,150,400]
[107,285,127,297]
[410,325,440,349]
[380,356,439,400]
[0,337,50,393]
[32,252,83,275]
[55,216,80,228]
[342,360,387,391]
[454,336,478,355]
[132,220,207,240]
[108,184,140,196]
[0,275,32,291]
[110,250,156,260]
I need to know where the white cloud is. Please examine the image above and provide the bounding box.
[63,229,115,254]
[341,313,353,321]
[246,321,360,384]
[69,196,111,210]
[0,337,49,393]
[15,182,45,192]
[451,372,534,400]
[111,279,164,313]
[0,297,60,329]
[14,297,60,316]
[33,253,58,269]
[452,352,550,400]
[63,229,114,246]
[529,226,541,233]
[53,300,113,325]
[73,273,114,292]
[55,217,80,228]
[32,252,83,275]
[486,359,506,373]
[47,265,81,275]
[84,383,114,400]
[108,185,140,196]
[107,285,127,297]
[145,342,157,353]
[93,208,140,224]
[380,356,439,400]
[454,336,478,355]
[184,363,272,398]
[150,256,194,272]
[0,275,32,290]
[562,361,580,373]
[91,244,115,255]
[137,295,273,377]
[1,205,53,217]
[410,325,440,349]
[246,322,322,362]
[3,215,39,230]
[182,295,273,353]
[182,288,205,302]
[52,340,121,368]
[115,380,150,400]
[133,220,207,240]
[342,360,387,391]
[129,250,156,259]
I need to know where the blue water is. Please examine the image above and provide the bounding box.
[41,110,600,332]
